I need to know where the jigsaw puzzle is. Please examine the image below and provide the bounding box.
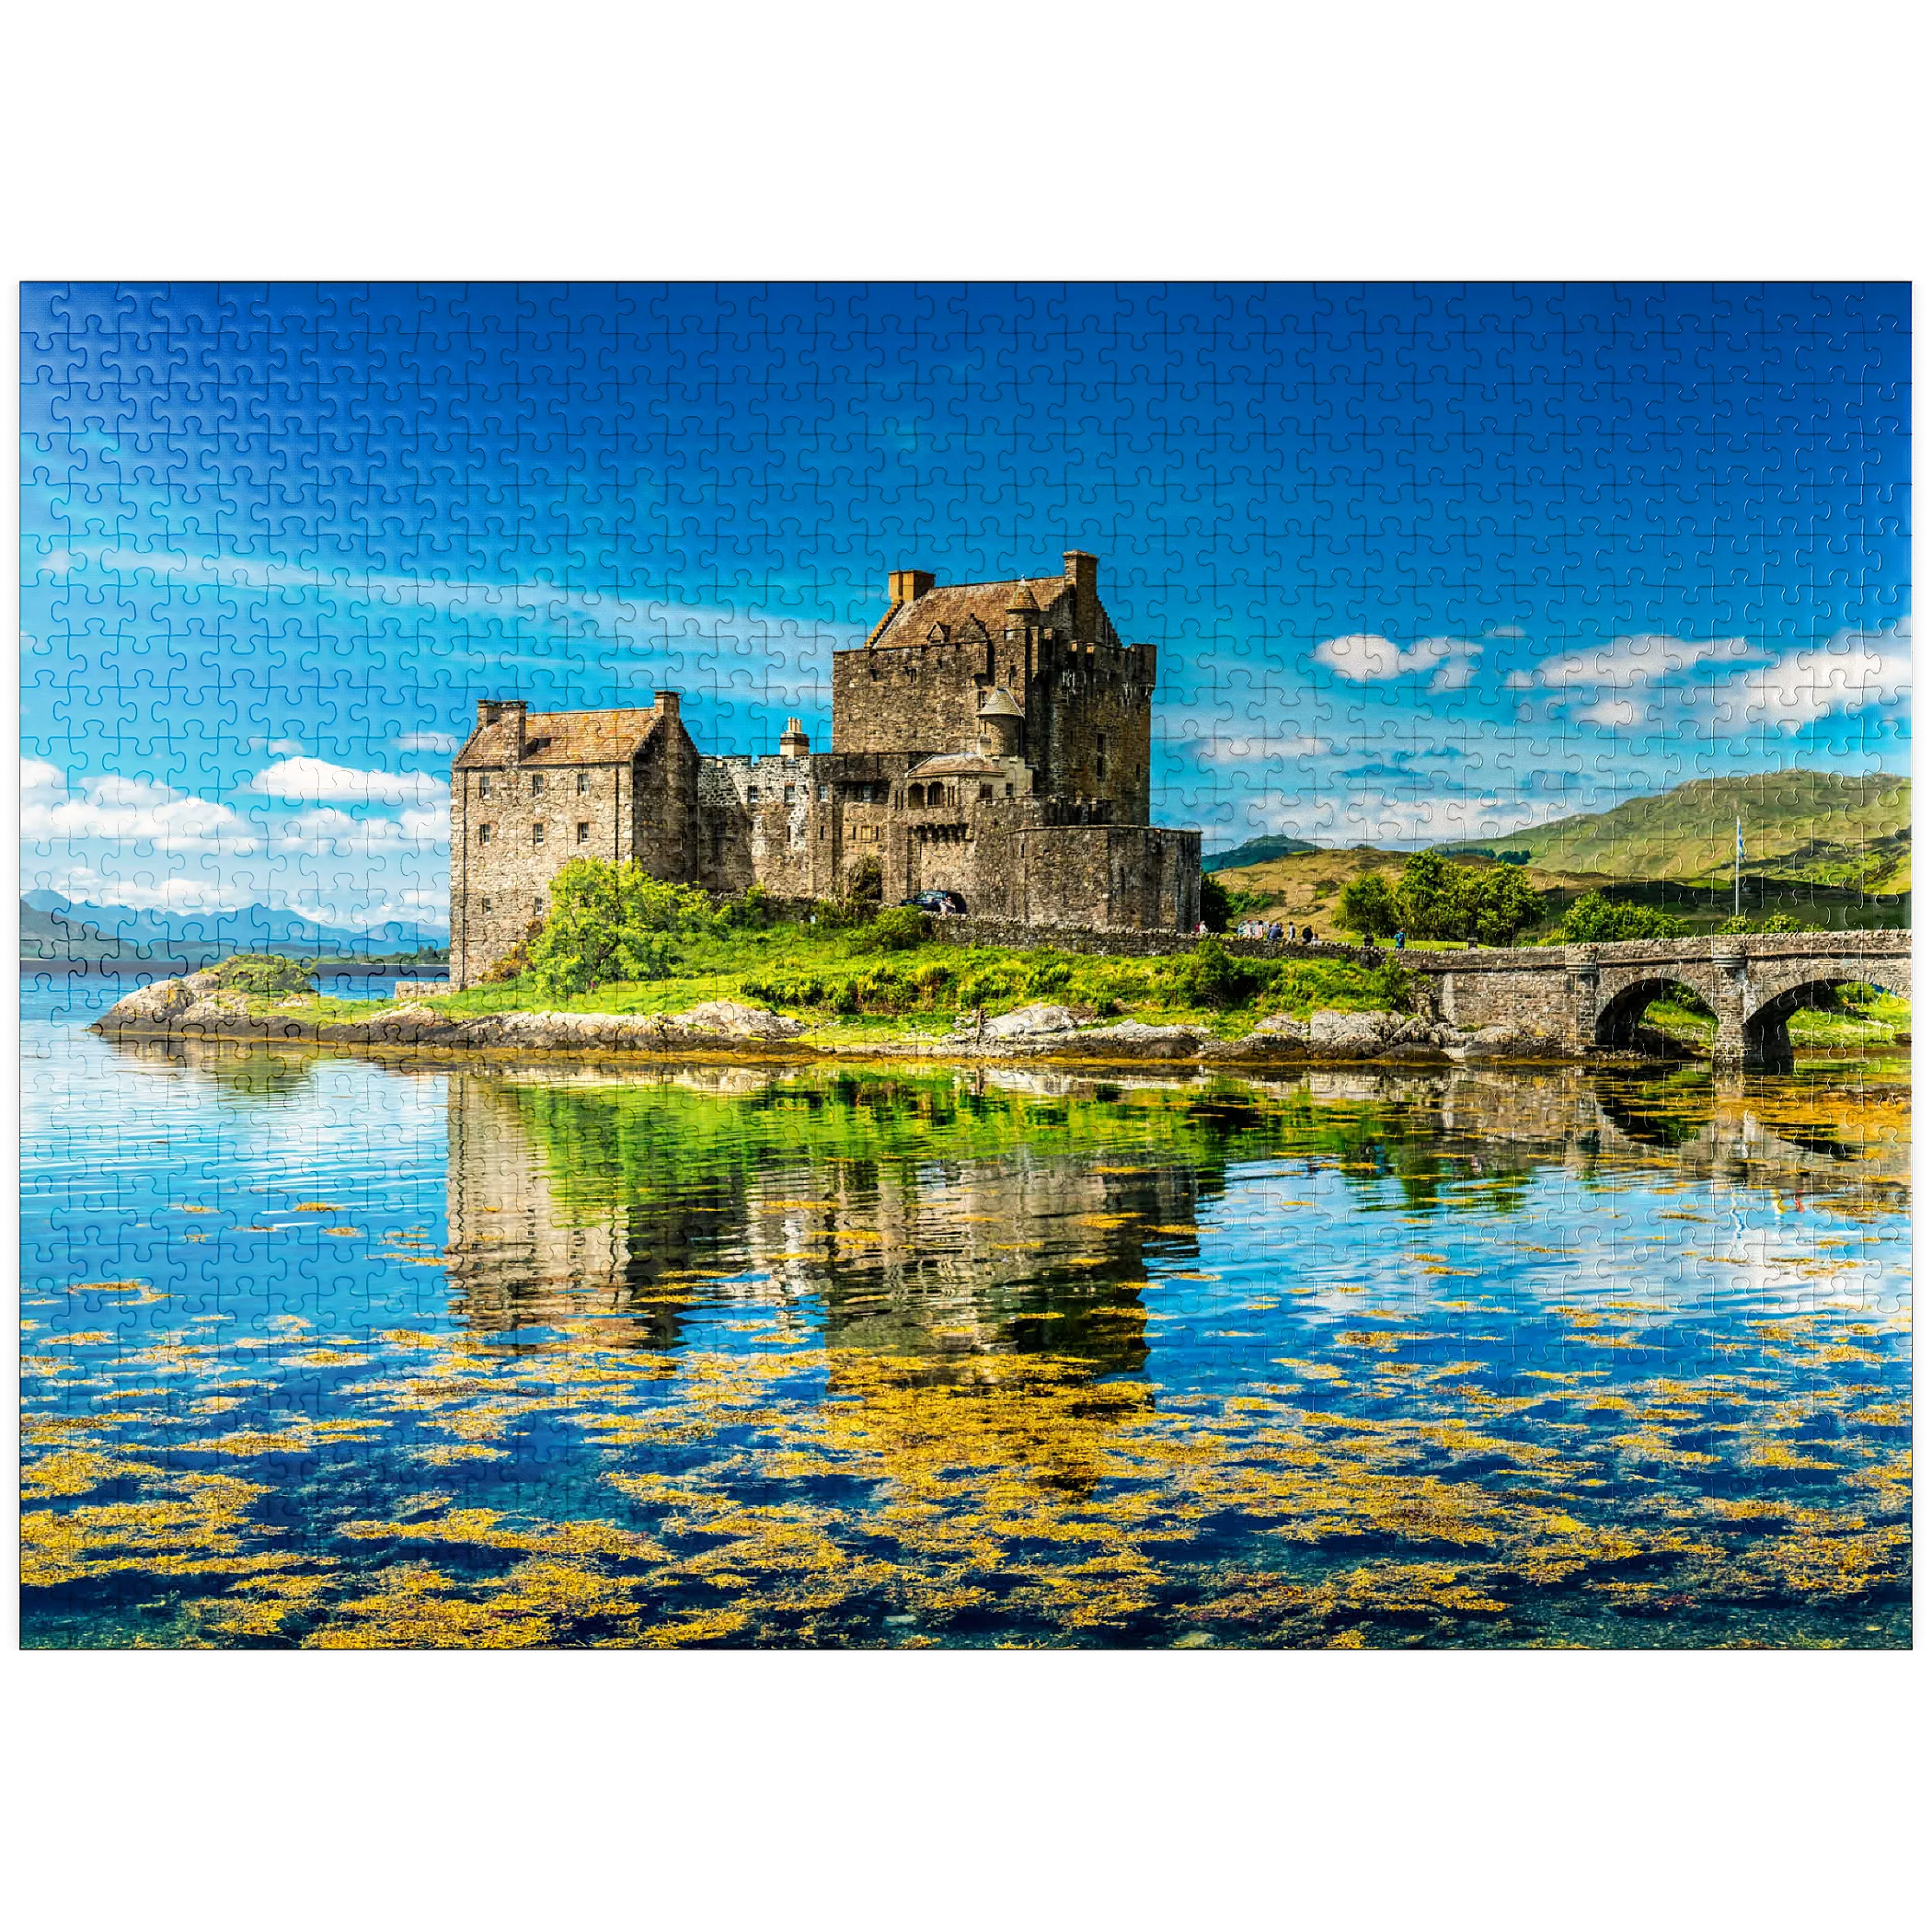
[19,282,1911,1650]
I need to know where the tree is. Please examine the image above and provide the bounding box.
[524,858,718,996]
[1557,892,1685,942]
[1198,870,1233,932]
[1466,865,1547,945]
[1393,849,1457,937]
[1337,872,1399,937]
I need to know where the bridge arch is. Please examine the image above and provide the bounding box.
[1742,960,1911,1068]
[1593,972,1717,1051]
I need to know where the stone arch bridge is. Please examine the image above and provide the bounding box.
[1401,931,1911,1068]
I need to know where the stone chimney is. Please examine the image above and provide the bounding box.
[779,717,811,757]
[477,698,527,758]
[1064,551,1098,639]
[653,690,682,723]
[888,568,936,607]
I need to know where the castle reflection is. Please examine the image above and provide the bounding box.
[437,1055,1906,1362]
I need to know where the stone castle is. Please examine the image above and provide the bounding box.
[448,551,1202,986]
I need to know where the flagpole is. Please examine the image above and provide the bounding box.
[1734,815,1742,920]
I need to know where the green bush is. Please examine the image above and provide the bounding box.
[525,858,719,996]
[1164,936,1280,1009]
[1558,892,1686,942]
[719,882,777,929]
[861,906,932,951]
[1720,911,1819,935]
[207,952,315,997]
[1198,870,1233,932]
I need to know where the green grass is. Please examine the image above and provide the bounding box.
[1642,988,1911,1052]
[247,924,1420,1037]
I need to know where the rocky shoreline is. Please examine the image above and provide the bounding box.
[90,976,1617,1067]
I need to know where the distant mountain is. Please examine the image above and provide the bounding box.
[1202,834,1319,873]
[19,892,448,966]
[1439,772,1911,885]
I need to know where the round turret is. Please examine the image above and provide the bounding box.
[976,684,1026,759]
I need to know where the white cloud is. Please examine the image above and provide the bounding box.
[1190,732,1333,765]
[247,757,450,806]
[396,731,459,753]
[20,764,259,852]
[1314,634,1481,690]
[1508,634,1756,692]
[42,866,259,912]
[1233,785,1587,849]
[1574,696,1645,728]
[1708,630,1910,730]
[271,804,449,856]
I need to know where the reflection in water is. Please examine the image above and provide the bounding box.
[20,1004,1912,1649]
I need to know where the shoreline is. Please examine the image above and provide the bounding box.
[88,973,1671,1071]
[88,972,1904,1074]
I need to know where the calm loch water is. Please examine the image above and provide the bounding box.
[21,975,1911,1648]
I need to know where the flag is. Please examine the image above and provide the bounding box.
[1736,817,1743,861]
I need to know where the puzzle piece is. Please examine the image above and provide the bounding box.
[19,283,1912,1650]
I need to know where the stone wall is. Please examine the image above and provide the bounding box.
[453,760,642,986]
[1028,636,1156,826]
[833,638,995,755]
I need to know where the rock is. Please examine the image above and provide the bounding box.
[1252,1012,1310,1041]
[966,1002,1085,1041]
[96,978,193,1029]
[665,1000,806,1041]
[1308,1009,1399,1052]
[1452,1023,1562,1061]
[1067,1018,1209,1059]
[95,972,219,1029]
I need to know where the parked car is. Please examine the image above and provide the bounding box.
[898,890,968,915]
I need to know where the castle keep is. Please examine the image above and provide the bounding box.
[449,552,1202,986]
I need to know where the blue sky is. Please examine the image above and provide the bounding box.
[20,282,1910,926]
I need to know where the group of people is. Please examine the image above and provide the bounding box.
[1226,919,1318,945]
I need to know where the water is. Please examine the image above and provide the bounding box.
[22,973,1911,1649]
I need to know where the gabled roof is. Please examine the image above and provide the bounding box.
[454,707,670,769]
[867,575,1120,650]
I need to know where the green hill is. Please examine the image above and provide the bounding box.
[1443,771,1910,888]
[1202,834,1318,872]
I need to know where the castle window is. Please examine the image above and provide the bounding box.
[908,784,923,808]
[533,822,546,844]
[576,771,589,794]
[533,896,544,914]
[747,786,758,802]
[531,773,545,796]
[478,774,492,799]
[481,897,492,913]
[576,822,590,844]
[1005,783,1014,797]
[1097,734,1108,779]
[818,784,829,800]
[477,823,493,845]
[784,785,795,802]
[979,783,993,801]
